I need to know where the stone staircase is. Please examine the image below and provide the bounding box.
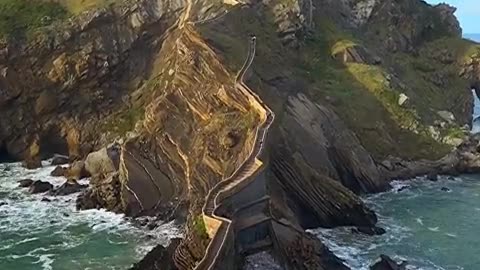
[189,38,275,270]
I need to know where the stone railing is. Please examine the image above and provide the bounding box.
[193,37,275,270]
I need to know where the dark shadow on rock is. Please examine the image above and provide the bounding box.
[352,226,386,236]
[50,166,66,177]
[28,181,53,194]
[51,179,87,196]
[130,238,181,270]
[51,154,70,166]
[370,255,407,270]
[18,179,34,188]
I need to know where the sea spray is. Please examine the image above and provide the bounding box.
[0,161,181,270]
[311,176,480,270]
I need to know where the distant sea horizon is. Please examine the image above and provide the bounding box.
[464,33,480,42]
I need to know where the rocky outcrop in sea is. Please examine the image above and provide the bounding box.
[0,0,479,269]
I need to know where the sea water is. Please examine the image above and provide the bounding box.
[0,161,181,270]
[311,176,480,270]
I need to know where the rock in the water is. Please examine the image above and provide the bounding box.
[76,189,99,210]
[441,187,451,192]
[65,161,90,180]
[0,201,7,206]
[427,173,438,182]
[370,255,407,270]
[22,157,42,169]
[18,179,34,188]
[130,238,181,270]
[51,154,70,165]
[352,226,386,236]
[28,181,53,194]
[50,166,66,177]
[51,179,87,196]
[147,222,158,230]
[84,147,117,176]
[22,139,42,169]
[41,197,52,202]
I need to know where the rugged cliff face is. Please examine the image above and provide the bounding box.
[1,0,480,269]
[0,0,184,167]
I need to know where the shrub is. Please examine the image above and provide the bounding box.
[0,0,67,39]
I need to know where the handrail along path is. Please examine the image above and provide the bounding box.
[193,36,275,270]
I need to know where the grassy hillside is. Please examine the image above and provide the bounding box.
[58,0,114,15]
[198,1,480,161]
[0,0,67,38]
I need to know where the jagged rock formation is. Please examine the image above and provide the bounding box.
[0,0,184,164]
[2,0,480,269]
[130,238,181,270]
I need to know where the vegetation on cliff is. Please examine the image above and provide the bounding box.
[199,0,480,161]
[0,0,67,38]
[1,0,480,269]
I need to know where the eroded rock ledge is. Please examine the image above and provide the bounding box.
[381,134,480,180]
[2,0,480,269]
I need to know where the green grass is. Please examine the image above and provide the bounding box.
[193,215,208,238]
[443,126,468,139]
[346,63,420,131]
[295,19,452,160]
[102,106,145,137]
[0,0,67,39]
[331,39,357,56]
[60,0,114,15]
[388,37,476,126]
[199,6,453,160]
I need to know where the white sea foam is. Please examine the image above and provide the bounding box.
[445,233,457,238]
[36,254,54,270]
[416,218,424,226]
[312,176,475,270]
[0,161,182,269]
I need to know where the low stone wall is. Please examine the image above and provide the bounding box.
[203,214,223,239]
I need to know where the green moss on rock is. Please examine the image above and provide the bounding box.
[0,0,67,39]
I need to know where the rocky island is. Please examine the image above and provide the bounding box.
[0,0,479,269]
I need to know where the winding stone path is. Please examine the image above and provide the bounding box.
[193,36,276,270]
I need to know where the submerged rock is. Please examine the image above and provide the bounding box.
[28,181,53,194]
[18,179,34,188]
[370,255,407,270]
[427,173,438,182]
[352,226,386,236]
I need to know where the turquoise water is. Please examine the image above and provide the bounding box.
[312,176,480,270]
[0,161,180,270]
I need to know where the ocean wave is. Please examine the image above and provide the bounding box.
[0,161,182,269]
[311,175,479,270]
